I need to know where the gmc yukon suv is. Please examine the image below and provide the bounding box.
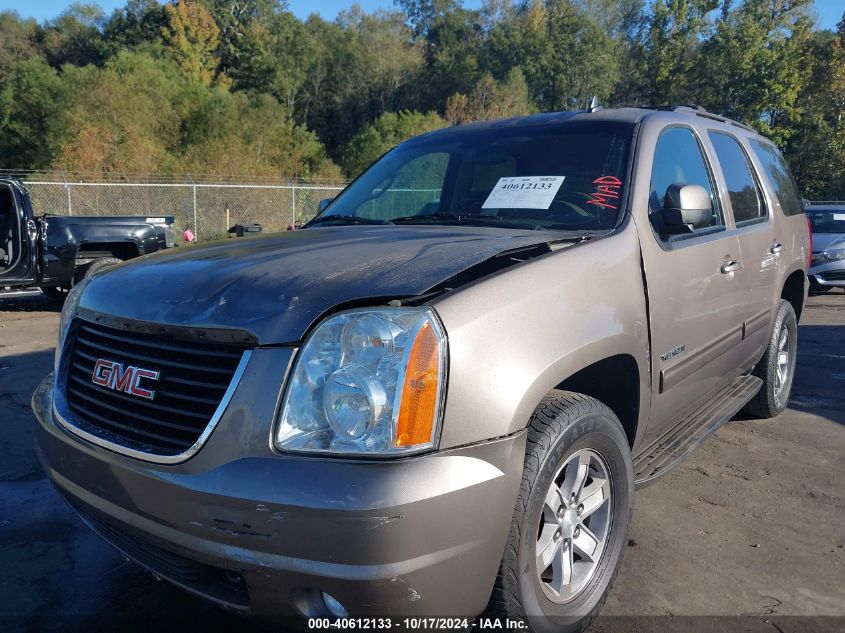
[0,177,174,299]
[32,106,809,631]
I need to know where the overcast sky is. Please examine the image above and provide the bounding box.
[0,0,840,30]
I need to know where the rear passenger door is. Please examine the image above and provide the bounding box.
[706,131,778,371]
[637,126,746,445]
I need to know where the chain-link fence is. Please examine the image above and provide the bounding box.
[13,171,349,242]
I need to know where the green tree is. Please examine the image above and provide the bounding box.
[299,9,425,161]
[338,7,424,114]
[0,59,68,169]
[199,0,286,78]
[445,67,535,123]
[225,10,315,109]
[418,6,484,110]
[102,0,168,56]
[0,12,39,84]
[179,90,340,178]
[572,0,647,105]
[342,110,447,175]
[161,0,221,85]
[696,0,813,144]
[643,0,716,104]
[484,0,619,110]
[37,2,106,68]
[785,14,845,197]
[395,0,463,37]
[53,52,187,174]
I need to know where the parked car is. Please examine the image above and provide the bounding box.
[32,106,809,632]
[805,202,845,292]
[0,177,174,299]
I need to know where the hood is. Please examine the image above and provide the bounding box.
[812,232,845,253]
[79,225,564,344]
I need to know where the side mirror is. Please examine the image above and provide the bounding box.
[660,184,712,233]
[318,197,334,213]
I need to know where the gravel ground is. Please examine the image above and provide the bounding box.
[1,289,843,632]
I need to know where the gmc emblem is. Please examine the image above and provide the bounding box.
[91,359,160,400]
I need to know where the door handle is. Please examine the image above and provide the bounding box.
[721,260,742,274]
[769,242,785,254]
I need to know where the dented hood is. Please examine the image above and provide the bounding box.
[79,225,561,344]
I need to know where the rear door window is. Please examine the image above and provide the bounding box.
[709,132,767,225]
[749,140,804,216]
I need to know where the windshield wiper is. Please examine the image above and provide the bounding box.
[391,212,463,224]
[392,211,511,225]
[308,214,393,226]
[389,212,605,235]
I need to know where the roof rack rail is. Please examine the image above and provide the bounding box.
[641,104,756,133]
[806,200,845,205]
[642,104,706,112]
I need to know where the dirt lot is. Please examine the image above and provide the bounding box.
[1,290,843,632]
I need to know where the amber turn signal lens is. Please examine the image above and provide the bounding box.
[395,321,441,447]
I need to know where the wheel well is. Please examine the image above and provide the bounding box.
[555,354,639,448]
[781,270,805,322]
[76,242,139,261]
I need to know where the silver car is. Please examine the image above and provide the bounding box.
[806,203,845,291]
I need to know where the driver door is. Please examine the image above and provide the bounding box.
[637,126,746,446]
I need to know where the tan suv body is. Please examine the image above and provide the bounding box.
[32,106,809,630]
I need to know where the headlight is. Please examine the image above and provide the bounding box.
[55,278,90,373]
[275,307,447,456]
[823,248,845,261]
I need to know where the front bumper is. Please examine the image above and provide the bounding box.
[809,258,845,288]
[32,372,526,619]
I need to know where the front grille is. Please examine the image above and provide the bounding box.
[61,318,247,457]
[820,270,845,281]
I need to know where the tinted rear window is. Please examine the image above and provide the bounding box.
[709,132,766,224]
[806,209,845,234]
[749,140,804,216]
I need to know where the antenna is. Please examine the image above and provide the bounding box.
[588,96,604,113]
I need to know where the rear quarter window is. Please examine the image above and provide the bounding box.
[749,140,804,217]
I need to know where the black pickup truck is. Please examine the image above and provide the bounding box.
[0,177,174,299]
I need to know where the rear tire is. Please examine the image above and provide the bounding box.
[488,391,633,633]
[743,299,797,418]
[73,257,122,285]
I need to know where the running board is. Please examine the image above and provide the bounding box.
[633,374,762,487]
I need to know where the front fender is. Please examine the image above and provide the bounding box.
[431,224,651,450]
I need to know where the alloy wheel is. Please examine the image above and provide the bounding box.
[774,325,791,405]
[535,448,613,604]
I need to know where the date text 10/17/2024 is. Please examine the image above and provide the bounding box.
[308,618,528,630]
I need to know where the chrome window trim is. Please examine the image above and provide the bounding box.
[53,350,252,465]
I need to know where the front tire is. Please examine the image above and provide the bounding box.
[488,392,633,633]
[743,299,798,418]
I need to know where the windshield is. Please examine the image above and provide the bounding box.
[807,209,845,235]
[314,121,633,232]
